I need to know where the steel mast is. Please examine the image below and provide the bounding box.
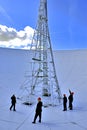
[30,0,62,102]
[18,0,62,105]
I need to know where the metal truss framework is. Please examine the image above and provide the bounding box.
[19,0,62,105]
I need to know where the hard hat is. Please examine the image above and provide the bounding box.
[38,97,41,101]
[72,92,74,94]
[63,94,66,96]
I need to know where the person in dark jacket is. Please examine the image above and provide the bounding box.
[32,97,43,123]
[10,94,16,111]
[63,94,67,111]
[68,90,74,110]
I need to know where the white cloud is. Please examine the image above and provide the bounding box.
[0,25,34,49]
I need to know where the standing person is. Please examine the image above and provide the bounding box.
[63,94,67,111]
[68,90,74,110]
[10,94,16,111]
[32,97,43,123]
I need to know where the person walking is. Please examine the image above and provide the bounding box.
[63,94,67,111]
[10,94,16,111]
[68,90,74,110]
[32,97,43,123]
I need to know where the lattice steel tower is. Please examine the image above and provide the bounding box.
[19,0,62,105]
[29,0,62,103]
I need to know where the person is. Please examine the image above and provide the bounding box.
[68,90,74,110]
[32,97,43,123]
[63,94,67,111]
[10,94,16,111]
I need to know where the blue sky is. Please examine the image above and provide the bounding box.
[0,0,87,50]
